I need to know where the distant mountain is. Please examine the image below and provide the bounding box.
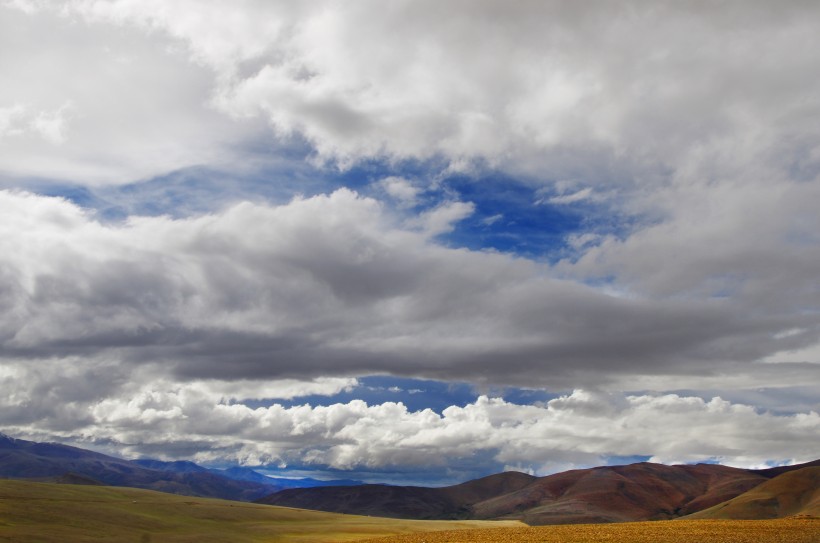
[683,466,820,520]
[4,433,817,524]
[0,433,274,501]
[134,457,363,489]
[132,459,209,473]
[0,433,362,502]
[257,460,820,525]
[257,471,538,519]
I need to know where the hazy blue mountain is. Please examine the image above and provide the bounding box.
[0,433,273,501]
[135,456,363,489]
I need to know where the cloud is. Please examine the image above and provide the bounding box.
[0,3,266,184]
[414,200,475,236]
[39,2,815,174]
[378,176,420,206]
[2,1,820,479]
[545,187,594,205]
[29,101,74,145]
[1,188,818,395]
[3,1,818,188]
[5,387,817,475]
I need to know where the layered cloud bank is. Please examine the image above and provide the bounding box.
[5,384,818,479]
[1,189,817,391]
[2,1,820,478]
[1,188,818,476]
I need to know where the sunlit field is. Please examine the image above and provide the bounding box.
[0,480,522,543]
[362,517,820,543]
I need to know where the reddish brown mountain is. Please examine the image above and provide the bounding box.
[471,462,767,525]
[684,466,820,520]
[257,471,537,520]
[258,460,820,525]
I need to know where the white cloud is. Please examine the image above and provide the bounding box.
[481,214,503,226]
[29,101,74,145]
[414,200,475,236]
[378,176,419,206]
[2,1,820,478]
[546,187,594,205]
[0,104,26,137]
[5,387,817,473]
[1,188,817,394]
[0,3,265,184]
[3,1,818,187]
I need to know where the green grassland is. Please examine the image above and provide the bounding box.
[0,480,523,543]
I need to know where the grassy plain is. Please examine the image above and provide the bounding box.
[0,480,522,543]
[362,517,820,543]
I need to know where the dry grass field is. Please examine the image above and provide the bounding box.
[362,517,820,543]
[2,479,817,543]
[0,480,522,543]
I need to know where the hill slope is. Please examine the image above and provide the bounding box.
[0,479,522,543]
[683,466,820,520]
[261,461,820,525]
[0,433,274,501]
[472,462,768,525]
[258,471,537,520]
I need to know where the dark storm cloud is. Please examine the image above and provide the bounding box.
[1,189,816,392]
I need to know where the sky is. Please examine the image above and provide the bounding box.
[1,0,819,486]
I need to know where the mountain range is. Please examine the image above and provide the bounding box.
[257,459,820,525]
[2,432,817,525]
[0,433,360,501]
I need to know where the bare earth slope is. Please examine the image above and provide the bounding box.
[683,466,820,520]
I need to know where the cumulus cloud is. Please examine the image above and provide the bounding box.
[3,1,818,186]
[3,1,820,477]
[413,200,475,236]
[378,176,420,206]
[0,3,265,184]
[39,2,817,173]
[5,387,817,475]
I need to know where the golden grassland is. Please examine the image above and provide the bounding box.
[1,480,817,543]
[362,517,820,543]
[0,480,522,543]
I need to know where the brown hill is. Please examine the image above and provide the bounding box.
[683,466,820,520]
[257,471,537,520]
[471,462,767,525]
[753,459,820,478]
[258,462,779,525]
[0,433,276,501]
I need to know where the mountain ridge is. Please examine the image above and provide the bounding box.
[0,433,354,501]
[257,459,820,525]
[683,466,820,520]
[2,433,817,525]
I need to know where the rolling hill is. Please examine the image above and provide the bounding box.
[0,433,363,501]
[0,479,522,543]
[257,471,537,520]
[259,460,820,525]
[683,466,820,520]
[0,433,277,500]
[4,433,817,527]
